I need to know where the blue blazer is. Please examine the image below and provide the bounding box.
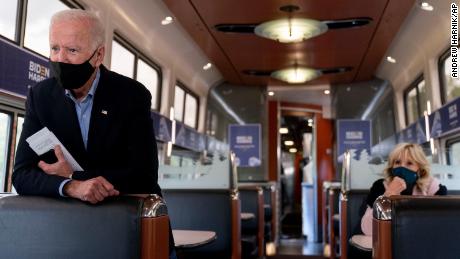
[13,65,162,197]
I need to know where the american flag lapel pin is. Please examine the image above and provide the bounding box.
[101,110,108,115]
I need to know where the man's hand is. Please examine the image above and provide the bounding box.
[64,176,119,204]
[38,145,73,178]
[384,176,407,196]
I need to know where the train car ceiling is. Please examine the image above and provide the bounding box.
[163,0,415,91]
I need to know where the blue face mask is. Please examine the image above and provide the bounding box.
[392,167,418,185]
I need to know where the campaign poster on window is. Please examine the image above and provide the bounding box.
[151,111,172,142]
[0,37,50,96]
[229,124,261,167]
[440,97,460,134]
[337,119,371,160]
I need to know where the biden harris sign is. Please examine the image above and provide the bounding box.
[0,38,50,97]
[337,119,372,160]
[229,124,261,167]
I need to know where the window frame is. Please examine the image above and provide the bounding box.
[112,33,162,111]
[438,47,460,104]
[404,74,425,126]
[175,81,199,129]
[446,137,460,165]
[0,103,25,192]
[0,0,82,48]
[0,109,13,192]
[19,0,82,58]
[0,0,21,44]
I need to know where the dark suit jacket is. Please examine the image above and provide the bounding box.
[13,65,162,197]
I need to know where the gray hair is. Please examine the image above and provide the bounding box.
[50,9,105,49]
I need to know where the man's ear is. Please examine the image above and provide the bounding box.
[95,45,105,67]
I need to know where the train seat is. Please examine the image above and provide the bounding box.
[0,194,169,259]
[373,195,460,259]
[262,183,276,243]
[163,189,241,259]
[239,186,264,258]
[339,189,369,259]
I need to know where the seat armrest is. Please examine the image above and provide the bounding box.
[141,195,169,259]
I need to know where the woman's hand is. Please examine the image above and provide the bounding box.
[384,176,407,196]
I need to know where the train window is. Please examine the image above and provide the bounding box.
[174,83,199,128]
[174,85,185,121]
[111,40,135,78]
[0,112,11,191]
[405,87,418,125]
[24,0,71,57]
[446,139,460,166]
[439,49,460,103]
[111,35,162,111]
[15,116,24,153]
[136,59,160,110]
[404,76,426,125]
[184,94,198,128]
[0,0,18,41]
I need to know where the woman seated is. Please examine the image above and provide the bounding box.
[361,142,447,236]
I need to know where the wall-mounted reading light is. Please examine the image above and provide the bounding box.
[161,16,173,25]
[203,63,212,70]
[386,56,396,63]
[420,2,434,11]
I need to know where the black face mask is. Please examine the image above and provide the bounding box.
[50,49,97,90]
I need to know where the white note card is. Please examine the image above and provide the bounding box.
[26,127,84,171]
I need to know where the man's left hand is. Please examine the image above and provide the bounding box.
[38,145,73,178]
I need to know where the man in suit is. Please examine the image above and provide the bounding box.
[13,9,162,204]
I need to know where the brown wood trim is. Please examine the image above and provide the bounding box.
[316,114,334,231]
[340,197,348,259]
[270,186,276,242]
[322,185,328,247]
[162,0,243,84]
[354,0,416,81]
[268,101,278,182]
[372,219,392,259]
[257,187,265,257]
[141,215,169,259]
[329,189,338,259]
[231,194,242,259]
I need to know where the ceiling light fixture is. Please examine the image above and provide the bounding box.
[289,148,297,153]
[203,63,212,70]
[255,18,328,43]
[254,5,328,43]
[279,127,288,134]
[386,56,396,63]
[271,66,321,84]
[284,140,294,146]
[324,89,330,95]
[161,16,173,25]
[420,2,434,11]
[268,91,275,96]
